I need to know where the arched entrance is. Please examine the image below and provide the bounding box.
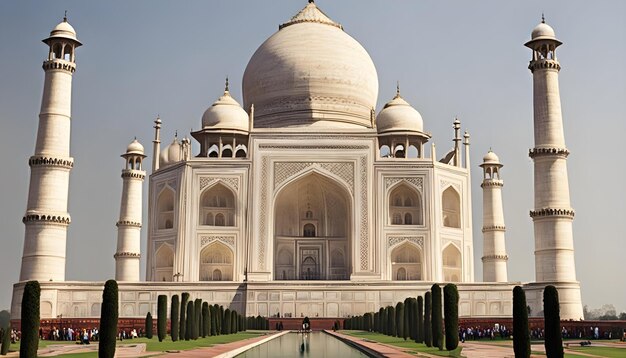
[273,172,351,280]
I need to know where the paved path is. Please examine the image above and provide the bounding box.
[159,331,285,358]
[325,330,416,358]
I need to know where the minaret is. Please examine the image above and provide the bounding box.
[480,150,508,282]
[19,16,82,281]
[152,116,161,172]
[115,139,146,281]
[525,17,583,319]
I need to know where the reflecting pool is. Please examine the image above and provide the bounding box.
[235,332,370,358]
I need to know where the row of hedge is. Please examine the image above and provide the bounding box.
[343,283,460,352]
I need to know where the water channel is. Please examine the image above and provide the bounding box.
[235,332,371,358]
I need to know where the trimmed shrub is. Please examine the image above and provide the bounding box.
[145,312,153,339]
[431,284,443,350]
[157,295,167,342]
[193,299,202,339]
[99,279,118,358]
[378,307,384,333]
[210,305,217,336]
[388,306,396,337]
[20,280,41,358]
[406,297,415,340]
[382,307,388,335]
[185,301,193,341]
[543,285,563,358]
[1,323,11,355]
[396,302,405,339]
[416,295,424,343]
[513,286,531,358]
[179,292,189,340]
[170,295,179,341]
[202,302,210,338]
[223,309,231,334]
[424,292,432,347]
[444,284,459,351]
[219,306,225,334]
[231,310,237,334]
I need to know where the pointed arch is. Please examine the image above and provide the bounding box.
[157,187,175,230]
[154,244,174,282]
[390,242,422,280]
[199,182,236,226]
[442,186,461,228]
[199,242,233,281]
[389,182,423,225]
[442,242,462,282]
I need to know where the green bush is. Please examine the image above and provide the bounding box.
[513,286,530,358]
[157,295,167,342]
[416,295,424,343]
[431,284,443,350]
[170,295,179,341]
[444,284,459,351]
[223,309,231,334]
[396,302,405,339]
[185,301,193,341]
[388,306,396,337]
[145,312,153,339]
[179,292,189,340]
[406,297,415,340]
[193,299,202,339]
[99,280,118,358]
[218,306,225,334]
[379,308,385,334]
[210,305,217,336]
[1,323,11,355]
[20,280,40,358]
[202,302,209,338]
[231,310,237,334]
[424,292,432,347]
[543,285,563,358]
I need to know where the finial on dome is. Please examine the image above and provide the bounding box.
[541,13,545,23]
[395,81,400,98]
[174,130,178,138]
[64,10,68,22]
[308,0,315,3]
[225,76,229,93]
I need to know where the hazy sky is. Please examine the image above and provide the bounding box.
[1,1,625,313]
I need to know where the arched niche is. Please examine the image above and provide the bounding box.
[390,242,422,280]
[273,171,351,280]
[442,243,462,282]
[389,183,423,225]
[442,186,461,228]
[155,244,174,282]
[199,183,236,226]
[157,187,175,230]
[199,242,233,281]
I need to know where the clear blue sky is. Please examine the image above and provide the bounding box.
[0,0,625,313]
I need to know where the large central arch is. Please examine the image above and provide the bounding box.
[273,171,352,280]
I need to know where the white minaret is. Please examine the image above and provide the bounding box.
[525,17,583,319]
[480,150,508,282]
[152,116,161,172]
[115,139,146,281]
[19,16,82,282]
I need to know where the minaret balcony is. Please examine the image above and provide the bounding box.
[480,180,503,188]
[528,59,561,72]
[528,147,569,159]
[529,207,575,219]
[29,155,74,169]
[42,59,76,73]
[481,254,509,262]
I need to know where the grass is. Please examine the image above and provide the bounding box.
[343,330,463,357]
[566,346,626,358]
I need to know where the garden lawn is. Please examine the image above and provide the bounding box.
[343,330,462,357]
[566,346,626,358]
[133,332,263,352]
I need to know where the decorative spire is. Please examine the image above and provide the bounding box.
[541,13,545,24]
[63,10,68,22]
[225,76,229,93]
[309,0,314,3]
[395,81,401,98]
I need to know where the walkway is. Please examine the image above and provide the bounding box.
[160,331,287,358]
[325,330,416,358]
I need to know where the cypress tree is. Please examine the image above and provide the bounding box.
[543,285,563,358]
[424,292,432,347]
[185,301,193,341]
[403,301,410,340]
[444,284,459,351]
[396,302,405,339]
[219,306,225,334]
[406,298,415,340]
[255,315,262,331]
[170,295,180,341]
[231,310,237,334]
[210,305,217,336]
[431,284,443,350]
[1,323,11,355]
[157,295,167,342]
[99,279,118,358]
[145,312,153,339]
[223,309,231,334]
[416,296,424,343]
[193,299,202,339]
[179,292,189,340]
[373,312,379,332]
[382,307,388,335]
[202,302,210,338]
[513,286,531,358]
[378,308,384,333]
[388,306,396,337]
[20,280,41,358]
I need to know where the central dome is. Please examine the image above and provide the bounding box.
[242,1,378,129]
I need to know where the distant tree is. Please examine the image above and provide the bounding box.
[396,302,405,339]
[424,292,432,347]
[443,284,459,351]
[157,295,167,342]
[513,286,530,358]
[193,299,202,339]
[145,312,153,339]
[170,295,180,341]
[543,285,563,358]
[431,284,443,350]
[202,302,210,337]
[99,280,118,358]
[20,280,41,358]
[223,309,231,334]
[185,301,193,341]
[620,312,626,320]
[416,296,424,343]
[179,292,190,340]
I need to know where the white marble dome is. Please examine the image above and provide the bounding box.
[242,1,378,129]
[45,18,81,45]
[126,139,144,155]
[482,150,501,165]
[159,137,181,167]
[201,90,249,133]
[376,93,424,134]
[531,21,556,40]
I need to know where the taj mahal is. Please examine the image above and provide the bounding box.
[10,1,584,322]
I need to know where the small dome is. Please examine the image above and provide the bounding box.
[44,18,81,46]
[159,137,181,167]
[482,150,501,166]
[376,93,424,134]
[201,90,249,133]
[531,21,556,40]
[126,139,144,155]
